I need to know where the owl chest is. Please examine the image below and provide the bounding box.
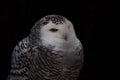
[46,51,81,80]
[51,49,81,69]
[29,46,82,80]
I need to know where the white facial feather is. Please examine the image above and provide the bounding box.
[40,19,80,51]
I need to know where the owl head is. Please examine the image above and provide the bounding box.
[29,15,80,50]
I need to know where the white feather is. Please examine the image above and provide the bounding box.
[40,19,81,51]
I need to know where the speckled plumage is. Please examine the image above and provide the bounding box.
[7,15,84,80]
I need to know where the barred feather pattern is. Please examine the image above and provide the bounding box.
[29,44,84,80]
[7,37,84,80]
[7,37,31,80]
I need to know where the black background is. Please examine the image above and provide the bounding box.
[0,0,111,80]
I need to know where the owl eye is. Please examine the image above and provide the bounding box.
[49,28,58,32]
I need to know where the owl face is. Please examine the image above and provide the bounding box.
[40,20,76,41]
[30,15,80,50]
[40,19,79,50]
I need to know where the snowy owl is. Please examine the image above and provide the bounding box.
[7,15,84,80]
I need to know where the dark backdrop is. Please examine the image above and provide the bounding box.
[1,0,107,80]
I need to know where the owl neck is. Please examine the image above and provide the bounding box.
[40,36,80,51]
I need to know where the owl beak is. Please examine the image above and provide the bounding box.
[64,35,68,41]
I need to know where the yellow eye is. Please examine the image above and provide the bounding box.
[49,28,58,32]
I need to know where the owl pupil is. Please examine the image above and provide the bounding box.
[50,28,58,32]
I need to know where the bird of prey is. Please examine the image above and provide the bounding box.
[7,15,84,80]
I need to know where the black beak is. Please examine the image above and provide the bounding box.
[64,35,68,40]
